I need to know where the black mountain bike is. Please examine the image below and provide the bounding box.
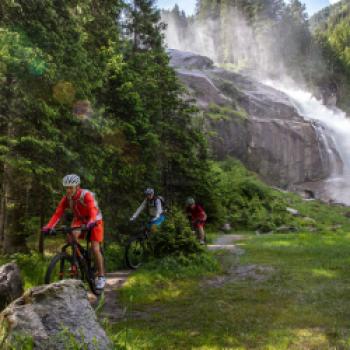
[44,226,103,295]
[125,225,152,269]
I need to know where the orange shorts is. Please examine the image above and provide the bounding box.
[71,219,104,242]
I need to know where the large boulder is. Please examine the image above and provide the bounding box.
[0,263,23,312]
[168,49,214,70]
[169,49,342,189]
[0,280,112,350]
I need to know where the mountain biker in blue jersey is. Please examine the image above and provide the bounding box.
[130,188,165,232]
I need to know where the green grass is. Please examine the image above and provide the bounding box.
[109,232,350,349]
[286,193,350,232]
[119,253,221,305]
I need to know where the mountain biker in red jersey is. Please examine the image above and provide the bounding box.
[185,197,207,245]
[42,174,106,289]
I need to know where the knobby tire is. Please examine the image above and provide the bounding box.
[125,236,147,269]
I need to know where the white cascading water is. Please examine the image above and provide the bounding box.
[265,81,350,205]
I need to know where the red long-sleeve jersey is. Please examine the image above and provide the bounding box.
[46,188,102,228]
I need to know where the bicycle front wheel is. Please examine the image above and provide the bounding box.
[125,237,147,269]
[45,252,82,284]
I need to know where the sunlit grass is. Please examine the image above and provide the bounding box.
[110,232,350,349]
[311,268,336,278]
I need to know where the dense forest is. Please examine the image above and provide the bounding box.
[0,0,218,253]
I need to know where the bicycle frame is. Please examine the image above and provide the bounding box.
[60,239,88,268]
[53,227,94,274]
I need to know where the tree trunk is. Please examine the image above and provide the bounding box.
[2,168,29,254]
[0,168,8,250]
[1,76,28,254]
[38,195,45,256]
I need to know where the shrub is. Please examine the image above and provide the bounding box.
[104,243,125,272]
[214,159,294,231]
[6,252,48,289]
[150,208,204,258]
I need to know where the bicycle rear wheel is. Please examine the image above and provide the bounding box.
[45,252,82,284]
[125,236,147,269]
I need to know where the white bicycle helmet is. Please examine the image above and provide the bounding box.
[144,188,154,196]
[186,197,195,206]
[62,174,81,187]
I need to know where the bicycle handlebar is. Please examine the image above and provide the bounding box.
[48,226,90,235]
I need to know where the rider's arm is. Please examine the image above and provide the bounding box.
[152,198,162,221]
[84,191,98,223]
[131,200,146,220]
[46,196,68,228]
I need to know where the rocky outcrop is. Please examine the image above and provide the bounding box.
[169,49,213,70]
[169,49,342,188]
[0,263,23,312]
[0,280,112,350]
[314,82,338,107]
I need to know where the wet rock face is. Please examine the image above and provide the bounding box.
[168,49,214,70]
[169,49,341,188]
[244,118,333,187]
[0,263,23,312]
[0,280,112,350]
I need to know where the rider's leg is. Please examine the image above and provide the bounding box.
[91,240,105,276]
[196,222,205,244]
[91,222,106,289]
[90,221,105,277]
[198,226,205,242]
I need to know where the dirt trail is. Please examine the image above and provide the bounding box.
[207,234,246,255]
[99,271,131,321]
[96,234,246,322]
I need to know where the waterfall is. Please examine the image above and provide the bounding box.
[265,81,350,205]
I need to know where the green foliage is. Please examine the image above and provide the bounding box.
[0,253,48,289]
[0,0,214,252]
[209,159,291,232]
[206,103,247,122]
[104,243,125,272]
[150,208,203,258]
[310,1,350,112]
[1,333,34,350]
[1,327,109,350]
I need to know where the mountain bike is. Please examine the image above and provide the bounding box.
[44,226,103,295]
[124,224,152,269]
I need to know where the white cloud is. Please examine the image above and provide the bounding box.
[329,0,342,4]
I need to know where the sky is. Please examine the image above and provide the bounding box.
[156,0,343,17]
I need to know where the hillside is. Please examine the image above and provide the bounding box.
[309,0,348,32]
